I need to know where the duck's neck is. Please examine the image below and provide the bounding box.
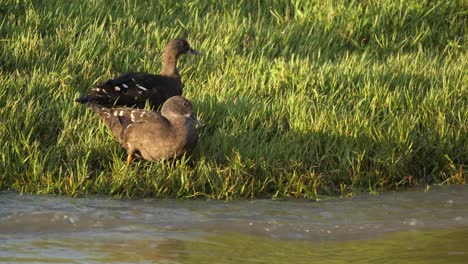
[160,54,180,78]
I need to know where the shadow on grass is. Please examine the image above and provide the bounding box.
[190,93,457,195]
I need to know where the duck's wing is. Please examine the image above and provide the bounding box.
[76,72,176,108]
[89,103,171,157]
[112,108,166,125]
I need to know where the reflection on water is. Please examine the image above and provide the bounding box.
[0,186,467,263]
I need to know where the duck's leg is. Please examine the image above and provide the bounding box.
[125,144,136,166]
[126,154,133,166]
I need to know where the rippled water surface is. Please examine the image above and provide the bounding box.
[1,186,468,263]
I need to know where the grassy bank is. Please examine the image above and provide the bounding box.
[0,0,466,198]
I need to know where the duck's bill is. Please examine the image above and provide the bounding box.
[190,113,203,126]
[188,48,203,56]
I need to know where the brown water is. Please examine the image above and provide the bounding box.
[1,186,467,263]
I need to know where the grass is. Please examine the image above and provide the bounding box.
[0,0,466,199]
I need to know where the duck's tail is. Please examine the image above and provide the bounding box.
[76,94,112,105]
[88,103,125,144]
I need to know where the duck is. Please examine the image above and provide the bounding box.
[76,38,202,108]
[88,96,202,165]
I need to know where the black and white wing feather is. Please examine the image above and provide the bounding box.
[89,103,167,143]
[76,72,181,108]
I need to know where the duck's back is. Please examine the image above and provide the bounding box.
[76,72,182,108]
[124,114,184,161]
[124,112,198,161]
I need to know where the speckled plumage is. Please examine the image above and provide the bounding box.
[76,38,201,108]
[89,96,201,164]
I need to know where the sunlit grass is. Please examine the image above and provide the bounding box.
[0,0,466,198]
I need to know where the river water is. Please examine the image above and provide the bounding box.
[1,185,467,263]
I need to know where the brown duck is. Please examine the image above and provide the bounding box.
[89,96,202,165]
[76,38,202,108]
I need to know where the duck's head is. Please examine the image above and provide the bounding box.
[162,96,203,126]
[164,38,202,58]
